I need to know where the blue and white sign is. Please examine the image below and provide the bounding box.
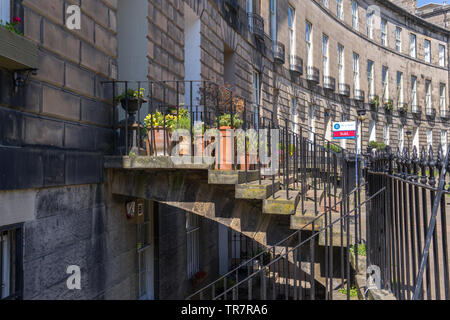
[332,121,357,140]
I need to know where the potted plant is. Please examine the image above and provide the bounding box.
[144,110,170,156]
[214,113,243,170]
[398,103,408,114]
[116,88,147,115]
[383,99,393,113]
[370,95,380,110]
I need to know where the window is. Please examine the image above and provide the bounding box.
[397,71,403,105]
[440,84,446,117]
[442,131,448,155]
[353,52,360,91]
[323,34,329,77]
[425,39,431,63]
[413,127,419,151]
[352,0,358,30]
[426,80,432,115]
[410,34,416,58]
[308,106,315,143]
[369,121,376,142]
[288,6,295,59]
[186,212,200,279]
[138,201,154,299]
[1,227,22,300]
[384,124,390,146]
[306,21,313,68]
[398,125,404,151]
[0,0,10,23]
[426,128,433,151]
[381,19,387,46]
[366,11,373,39]
[439,45,446,67]
[270,0,277,49]
[338,44,344,84]
[337,0,343,20]
[382,66,389,102]
[367,60,374,97]
[246,0,253,30]
[253,71,261,127]
[291,97,298,133]
[411,76,417,112]
[395,27,402,52]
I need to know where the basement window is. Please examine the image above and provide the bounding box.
[1,226,23,300]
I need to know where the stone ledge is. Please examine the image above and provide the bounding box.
[262,190,300,215]
[104,156,215,170]
[208,170,259,185]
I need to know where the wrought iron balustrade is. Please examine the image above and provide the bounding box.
[338,83,350,97]
[273,42,285,65]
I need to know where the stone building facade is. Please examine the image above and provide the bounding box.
[0,0,449,300]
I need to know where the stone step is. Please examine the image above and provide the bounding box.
[290,208,323,230]
[262,190,300,215]
[235,180,280,200]
[208,170,259,185]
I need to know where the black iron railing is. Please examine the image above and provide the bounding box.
[187,183,382,300]
[323,76,336,92]
[338,83,350,97]
[248,13,264,40]
[289,55,303,75]
[354,89,365,102]
[273,42,285,64]
[366,145,450,300]
[306,66,320,83]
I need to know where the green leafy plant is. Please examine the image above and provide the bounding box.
[216,113,243,128]
[349,243,367,256]
[383,99,393,111]
[369,141,387,151]
[144,108,191,133]
[338,286,359,297]
[325,144,343,153]
[116,88,146,102]
[0,17,23,36]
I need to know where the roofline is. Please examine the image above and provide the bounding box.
[375,0,450,36]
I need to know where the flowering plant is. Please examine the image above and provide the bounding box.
[0,16,23,35]
[116,88,146,102]
[144,107,191,132]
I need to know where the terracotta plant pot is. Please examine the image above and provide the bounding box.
[177,135,191,156]
[148,127,171,156]
[216,126,233,170]
[239,154,250,170]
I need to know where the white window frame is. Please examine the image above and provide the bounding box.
[410,34,416,58]
[369,120,376,142]
[253,70,261,127]
[0,0,11,24]
[338,44,344,84]
[426,128,433,151]
[381,19,387,46]
[426,80,432,115]
[368,60,374,97]
[397,71,403,105]
[308,106,315,143]
[382,66,389,102]
[440,83,446,117]
[186,212,200,279]
[247,0,253,30]
[291,97,298,133]
[442,131,448,155]
[366,11,373,39]
[413,127,419,151]
[425,39,431,63]
[337,0,343,20]
[395,27,402,52]
[352,0,358,31]
[384,124,390,146]
[306,21,313,68]
[439,45,446,67]
[288,5,296,59]
[411,76,417,112]
[353,52,360,91]
[323,34,329,77]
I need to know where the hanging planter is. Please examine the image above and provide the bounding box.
[116,88,147,115]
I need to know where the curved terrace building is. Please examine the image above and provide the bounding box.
[163,0,450,154]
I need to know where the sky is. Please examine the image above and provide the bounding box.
[417,0,447,7]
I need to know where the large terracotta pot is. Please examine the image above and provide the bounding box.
[177,135,191,156]
[148,127,171,156]
[239,154,250,171]
[216,126,233,170]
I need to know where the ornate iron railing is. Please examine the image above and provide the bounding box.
[366,145,450,300]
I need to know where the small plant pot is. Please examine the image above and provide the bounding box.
[120,98,146,114]
[148,127,171,156]
[216,126,233,170]
[239,154,250,170]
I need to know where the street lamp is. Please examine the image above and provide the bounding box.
[356,108,367,152]
[406,129,412,152]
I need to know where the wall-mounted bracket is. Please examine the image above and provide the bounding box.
[13,68,38,94]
